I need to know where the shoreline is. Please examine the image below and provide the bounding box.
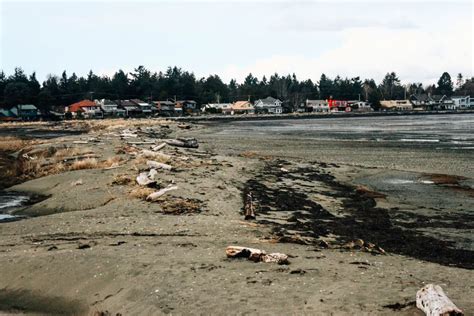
[0,119,472,314]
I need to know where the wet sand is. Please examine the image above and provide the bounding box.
[0,117,472,315]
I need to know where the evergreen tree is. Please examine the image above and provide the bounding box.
[436,72,453,96]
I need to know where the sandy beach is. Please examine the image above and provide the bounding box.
[0,115,473,315]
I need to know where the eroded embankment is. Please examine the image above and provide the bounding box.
[243,160,474,269]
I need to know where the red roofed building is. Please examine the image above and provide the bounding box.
[66,100,102,118]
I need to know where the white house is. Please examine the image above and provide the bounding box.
[202,103,232,113]
[348,100,372,112]
[451,96,471,110]
[254,97,283,114]
[96,99,125,117]
[380,100,413,111]
[306,99,329,112]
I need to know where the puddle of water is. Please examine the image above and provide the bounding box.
[0,191,30,222]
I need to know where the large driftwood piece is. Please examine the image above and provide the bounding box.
[226,246,289,264]
[146,185,178,201]
[147,160,172,170]
[244,192,256,220]
[140,149,171,160]
[166,138,199,149]
[416,284,463,316]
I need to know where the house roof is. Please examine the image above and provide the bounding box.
[257,96,280,105]
[69,100,97,112]
[205,103,232,109]
[130,99,150,105]
[101,99,117,106]
[155,100,175,106]
[18,104,38,110]
[451,95,469,99]
[115,100,136,107]
[232,101,254,110]
[306,99,327,105]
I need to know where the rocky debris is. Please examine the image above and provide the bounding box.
[226,246,289,264]
[342,239,386,255]
[136,170,159,187]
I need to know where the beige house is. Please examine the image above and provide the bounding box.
[225,101,255,115]
[380,100,413,111]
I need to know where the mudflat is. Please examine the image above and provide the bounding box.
[0,116,472,315]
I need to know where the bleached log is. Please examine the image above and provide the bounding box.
[416,284,463,316]
[147,160,172,170]
[146,185,178,201]
[140,149,171,161]
[166,138,199,149]
[136,172,156,186]
[151,143,167,151]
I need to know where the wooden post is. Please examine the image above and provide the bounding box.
[244,192,256,220]
[416,284,463,316]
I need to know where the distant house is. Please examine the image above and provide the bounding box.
[451,96,471,110]
[154,100,176,116]
[202,103,232,114]
[174,102,183,116]
[306,99,329,112]
[66,100,102,118]
[0,107,18,121]
[176,100,199,115]
[97,99,125,117]
[13,104,40,120]
[226,101,254,115]
[430,95,453,110]
[116,100,142,117]
[409,94,432,108]
[130,99,153,116]
[347,101,372,112]
[328,99,350,112]
[380,100,413,111]
[254,97,283,114]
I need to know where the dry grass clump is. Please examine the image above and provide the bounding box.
[102,156,123,168]
[54,147,93,159]
[0,136,38,152]
[239,151,272,160]
[160,198,202,215]
[70,158,99,170]
[129,186,155,199]
[111,174,133,185]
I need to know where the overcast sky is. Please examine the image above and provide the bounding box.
[0,0,472,85]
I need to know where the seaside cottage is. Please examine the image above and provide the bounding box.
[228,101,255,115]
[12,104,40,120]
[154,100,176,117]
[306,99,329,112]
[451,96,471,110]
[202,103,232,114]
[130,99,153,116]
[254,97,283,114]
[66,100,103,118]
[176,100,199,115]
[116,100,142,117]
[347,101,372,112]
[380,100,413,111]
[0,107,19,121]
[97,99,125,117]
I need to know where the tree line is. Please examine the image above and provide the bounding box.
[1,66,473,111]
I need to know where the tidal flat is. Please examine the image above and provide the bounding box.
[0,115,472,315]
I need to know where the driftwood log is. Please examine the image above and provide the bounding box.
[416,284,463,316]
[244,192,256,220]
[226,246,289,264]
[151,143,167,151]
[140,149,171,161]
[146,185,178,201]
[166,138,199,149]
[147,160,172,170]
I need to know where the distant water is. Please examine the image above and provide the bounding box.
[0,191,29,222]
[217,113,474,150]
